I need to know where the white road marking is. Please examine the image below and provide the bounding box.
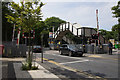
[59,60,91,65]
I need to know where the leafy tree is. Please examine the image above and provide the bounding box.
[112,24,120,41]
[34,21,49,45]
[6,0,45,69]
[44,16,66,32]
[41,17,66,46]
[2,2,13,41]
[112,1,120,41]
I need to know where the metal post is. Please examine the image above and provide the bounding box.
[77,29,78,36]
[25,38,27,46]
[62,24,63,31]
[68,22,70,30]
[65,23,66,30]
[72,25,73,32]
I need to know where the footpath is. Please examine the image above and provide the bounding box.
[1,58,61,80]
[1,49,119,80]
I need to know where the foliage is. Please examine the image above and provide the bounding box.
[44,16,66,32]
[2,2,13,41]
[6,0,45,33]
[111,1,120,41]
[65,32,85,44]
[112,1,120,18]
[22,62,38,70]
[5,0,45,69]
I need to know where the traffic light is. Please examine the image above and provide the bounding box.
[92,34,98,39]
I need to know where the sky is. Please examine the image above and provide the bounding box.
[12,0,119,31]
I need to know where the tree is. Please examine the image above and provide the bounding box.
[6,0,45,69]
[34,21,49,45]
[44,16,66,32]
[99,29,118,41]
[2,2,13,41]
[112,1,120,41]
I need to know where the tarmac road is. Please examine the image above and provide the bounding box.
[34,49,119,79]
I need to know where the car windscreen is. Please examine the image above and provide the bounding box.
[68,45,78,50]
[33,46,41,48]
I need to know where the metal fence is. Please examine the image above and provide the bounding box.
[75,44,109,54]
[86,44,109,54]
[2,41,27,57]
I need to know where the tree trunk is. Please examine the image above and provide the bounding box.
[27,32,32,69]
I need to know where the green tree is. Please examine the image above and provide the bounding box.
[112,1,120,41]
[34,21,49,45]
[44,16,66,32]
[2,2,13,41]
[6,0,45,69]
[99,29,118,41]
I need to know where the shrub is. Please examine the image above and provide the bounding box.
[22,63,39,70]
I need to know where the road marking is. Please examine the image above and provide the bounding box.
[45,52,118,61]
[42,58,107,80]
[88,55,101,58]
[59,59,91,65]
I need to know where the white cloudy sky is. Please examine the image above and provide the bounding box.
[13,0,119,31]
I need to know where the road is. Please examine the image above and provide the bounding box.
[33,49,119,79]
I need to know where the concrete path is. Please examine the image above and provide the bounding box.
[14,62,61,79]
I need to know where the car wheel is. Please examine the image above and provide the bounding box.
[60,51,63,55]
[69,51,72,57]
[79,54,83,57]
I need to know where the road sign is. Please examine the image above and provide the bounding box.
[22,30,35,39]
[49,32,53,38]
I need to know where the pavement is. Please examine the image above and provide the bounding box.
[1,49,120,80]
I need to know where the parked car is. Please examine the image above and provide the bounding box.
[59,44,83,56]
[33,45,42,53]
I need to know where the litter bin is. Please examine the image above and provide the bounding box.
[0,45,4,55]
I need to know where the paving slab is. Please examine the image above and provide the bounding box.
[14,62,61,79]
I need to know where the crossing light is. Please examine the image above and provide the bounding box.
[92,34,98,39]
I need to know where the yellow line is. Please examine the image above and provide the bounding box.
[42,58,107,80]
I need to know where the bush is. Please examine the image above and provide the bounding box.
[22,63,39,70]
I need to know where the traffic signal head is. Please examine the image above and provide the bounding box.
[92,34,98,39]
